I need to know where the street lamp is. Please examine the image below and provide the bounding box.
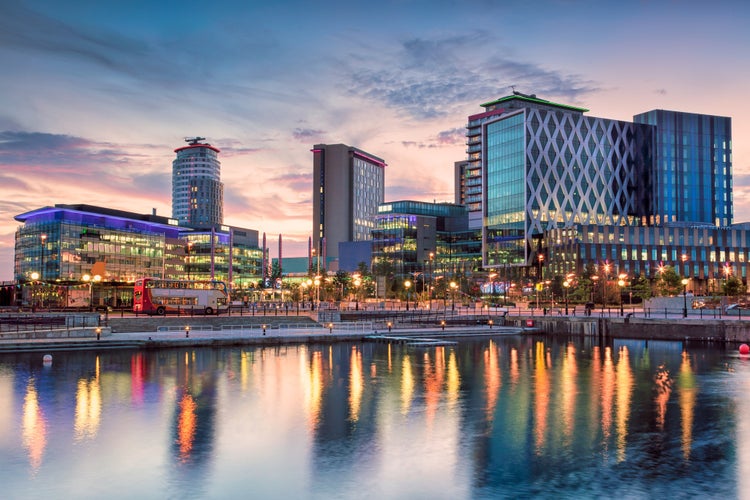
[563,280,570,315]
[353,275,361,310]
[404,280,412,311]
[186,241,193,280]
[428,251,435,306]
[681,278,689,318]
[618,274,626,316]
[602,263,611,310]
[450,281,457,311]
[83,274,102,311]
[40,233,47,281]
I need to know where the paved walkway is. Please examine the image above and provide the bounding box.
[0,324,526,352]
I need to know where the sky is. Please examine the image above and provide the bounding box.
[1,0,750,281]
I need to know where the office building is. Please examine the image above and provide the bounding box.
[311,143,385,261]
[634,110,732,226]
[172,137,224,228]
[13,204,263,307]
[545,222,750,292]
[371,200,480,277]
[460,90,741,293]
[471,92,651,274]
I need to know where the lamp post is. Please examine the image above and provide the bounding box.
[404,280,411,311]
[30,271,40,310]
[186,241,193,280]
[602,263,611,310]
[681,278,689,318]
[563,280,570,315]
[428,251,434,307]
[450,281,457,311]
[40,233,47,282]
[618,276,626,316]
[353,276,361,310]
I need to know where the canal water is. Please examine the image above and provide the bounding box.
[0,335,746,499]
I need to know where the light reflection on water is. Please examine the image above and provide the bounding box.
[0,336,743,499]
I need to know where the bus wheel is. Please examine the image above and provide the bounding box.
[205,307,214,315]
[156,306,166,316]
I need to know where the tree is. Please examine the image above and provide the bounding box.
[630,275,652,301]
[723,276,745,297]
[656,266,683,296]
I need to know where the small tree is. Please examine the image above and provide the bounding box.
[723,276,745,297]
[630,275,652,301]
[656,266,683,296]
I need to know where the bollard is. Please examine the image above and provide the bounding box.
[387,321,392,332]
[488,319,493,329]
[441,320,445,331]
[185,325,190,338]
[328,322,333,333]
[262,324,267,335]
[96,327,101,340]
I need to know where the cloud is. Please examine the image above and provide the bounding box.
[655,88,668,95]
[293,128,327,142]
[401,127,465,149]
[345,33,600,119]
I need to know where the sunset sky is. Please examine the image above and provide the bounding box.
[2,0,749,281]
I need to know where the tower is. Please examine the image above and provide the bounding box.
[311,144,386,260]
[633,110,732,226]
[172,137,224,228]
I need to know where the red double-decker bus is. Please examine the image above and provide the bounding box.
[133,278,229,315]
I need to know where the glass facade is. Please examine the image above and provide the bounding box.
[634,110,732,226]
[352,156,384,242]
[14,206,177,284]
[546,223,750,294]
[172,141,224,228]
[13,205,263,306]
[483,111,527,269]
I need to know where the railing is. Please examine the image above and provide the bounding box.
[0,314,100,334]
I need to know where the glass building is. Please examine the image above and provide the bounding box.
[172,137,224,228]
[467,92,734,285]
[371,201,480,278]
[545,223,750,294]
[479,93,652,274]
[13,205,263,307]
[634,110,732,226]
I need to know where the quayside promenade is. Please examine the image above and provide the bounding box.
[3,306,750,352]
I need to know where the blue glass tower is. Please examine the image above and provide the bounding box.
[633,110,732,226]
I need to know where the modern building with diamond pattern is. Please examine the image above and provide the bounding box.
[467,92,733,286]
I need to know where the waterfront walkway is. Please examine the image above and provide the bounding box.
[0,322,528,353]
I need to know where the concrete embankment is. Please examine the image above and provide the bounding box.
[506,315,750,342]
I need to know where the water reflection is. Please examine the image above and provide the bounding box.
[22,378,46,472]
[0,336,741,498]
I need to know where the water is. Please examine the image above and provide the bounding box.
[0,335,746,499]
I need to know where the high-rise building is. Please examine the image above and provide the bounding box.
[311,144,386,261]
[172,137,224,228]
[469,92,733,281]
[634,110,732,226]
[474,92,652,272]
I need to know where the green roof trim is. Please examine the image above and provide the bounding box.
[480,94,589,113]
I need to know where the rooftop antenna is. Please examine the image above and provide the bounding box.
[510,85,516,94]
[185,137,206,145]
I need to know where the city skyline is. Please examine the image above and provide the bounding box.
[2,0,749,281]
